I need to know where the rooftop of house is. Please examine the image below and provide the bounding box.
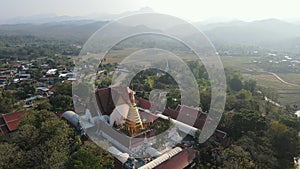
[95,87,133,116]
[1,111,25,133]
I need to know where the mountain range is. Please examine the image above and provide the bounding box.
[1,12,300,53]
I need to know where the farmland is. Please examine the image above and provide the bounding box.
[220,55,300,106]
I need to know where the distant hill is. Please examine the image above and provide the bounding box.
[196,19,300,52]
[201,19,300,43]
[0,20,108,42]
[0,18,300,53]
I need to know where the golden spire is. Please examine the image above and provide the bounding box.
[125,91,144,136]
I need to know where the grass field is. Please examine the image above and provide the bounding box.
[221,56,300,106]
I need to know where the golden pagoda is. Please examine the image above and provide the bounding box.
[125,91,144,137]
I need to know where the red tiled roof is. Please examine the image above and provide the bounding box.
[137,97,151,109]
[198,113,207,119]
[3,111,25,131]
[163,106,209,130]
[6,120,21,132]
[13,64,21,68]
[95,87,133,116]
[176,105,200,126]
[48,86,57,92]
[155,147,196,169]
[214,129,227,139]
[177,105,204,117]
[193,119,206,129]
[95,88,114,115]
[111,86,131,105]
[163,108,179,119]
[3,111,24,122]
[139,110,157,123]
[192,113,207,129]
[0,75,10,80]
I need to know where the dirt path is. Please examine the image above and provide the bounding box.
[268,72,300,87]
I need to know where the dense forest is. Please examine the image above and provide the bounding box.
[0,35,81,61]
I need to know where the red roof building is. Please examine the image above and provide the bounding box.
[163,105,208,130]
[163,108,179,119]
[95,87,132,116]
[154,147,196,169]
[95,87,115,115]
[1,111,25,133]
[137,147,196,169]
[137,97,151,110]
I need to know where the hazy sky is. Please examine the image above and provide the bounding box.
[1,0,300,22]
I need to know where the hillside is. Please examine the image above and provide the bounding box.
[0,18,300,52]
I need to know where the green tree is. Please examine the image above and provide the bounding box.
[226,68,243,91]
[236,132,278,169]
[35,101,52,111]
[243,79,256,93]
[200,88,211,112]
[82,141,114,168]
[0,91,16,113]
[229,75,243,91]
[50,94,73,111]
[267,121,300,168]
[231,109,267,139]
[54,82,72,96]
[225,94,237,110]
[12,110,73,169]
[0,143,23,169]
[67,148,101,169]
[221,145,255,169]
[23,83,35,95]
[236,89,252,101]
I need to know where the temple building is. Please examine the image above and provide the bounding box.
[72,86,229,169]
